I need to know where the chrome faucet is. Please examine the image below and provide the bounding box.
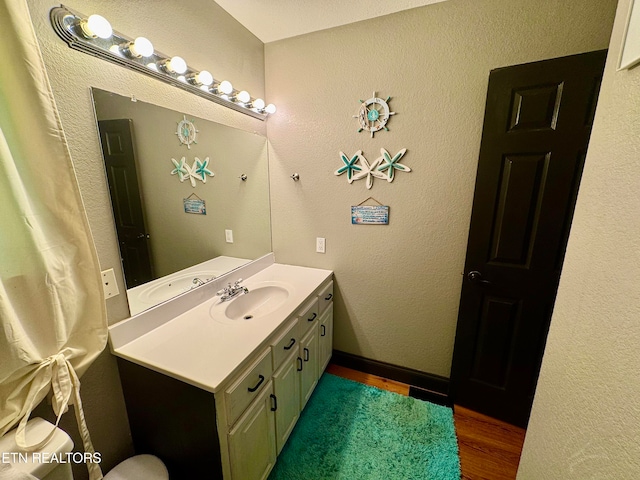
[217,279,249,302]
[192,277,205,287]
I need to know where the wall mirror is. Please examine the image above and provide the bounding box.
[91,88,271,315]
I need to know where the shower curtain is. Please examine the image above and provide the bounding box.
[0,1,107,479]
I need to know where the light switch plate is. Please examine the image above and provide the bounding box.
[316,237,326,253]
[101,268,120,298]
[225,229,234,243]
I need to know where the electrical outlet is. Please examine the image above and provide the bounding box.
[316,237,326,254]
[101,268,120,298]
[225,229,234,243]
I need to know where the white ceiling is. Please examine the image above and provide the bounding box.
[214,0,448,43]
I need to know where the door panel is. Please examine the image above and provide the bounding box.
[450,50,607,428]
[98,119,154,288]
[490,153,549,266]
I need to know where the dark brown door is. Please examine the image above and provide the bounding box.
[450,50,606,428]
[98,119,154,289]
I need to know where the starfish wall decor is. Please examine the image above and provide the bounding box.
[334,149,410,189]
[170,156,215,187]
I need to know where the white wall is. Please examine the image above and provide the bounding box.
[26,1,265,477]
[518,0,640,477]
[265,0,617,378]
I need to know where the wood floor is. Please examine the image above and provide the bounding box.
[326,364,526,480]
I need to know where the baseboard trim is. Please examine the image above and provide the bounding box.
[331,350,451,407]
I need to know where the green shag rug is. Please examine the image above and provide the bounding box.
[268,373,460,480]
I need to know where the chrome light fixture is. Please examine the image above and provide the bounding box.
[50,5,276,120]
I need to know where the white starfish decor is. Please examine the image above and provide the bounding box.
[170,156,215,187]
[334,148,409,189]
[352,155,385,190]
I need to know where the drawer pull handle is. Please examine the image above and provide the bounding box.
[297,357,303,371]
[304,347,309,362]
[321,324,326,336]
[284,338,296,350]
[325,293,333,301]
[308,313,317,322]
[247,375,265,393]
[270,394,278,412]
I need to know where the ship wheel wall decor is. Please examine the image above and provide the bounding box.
[354,92,395,137]
[176,115,198,149]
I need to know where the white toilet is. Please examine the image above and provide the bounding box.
[0,418,168,480]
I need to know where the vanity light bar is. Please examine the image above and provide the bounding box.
[49,5,275,121]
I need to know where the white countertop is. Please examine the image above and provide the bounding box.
[109,262,332,393]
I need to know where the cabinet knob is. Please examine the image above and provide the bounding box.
[304,348,309,362]
[284,338,296,350]
[270,394,278,412]
[308,313,317,322]
[297,357,303,371]
[325,293,333,301]
[321,324,326,337]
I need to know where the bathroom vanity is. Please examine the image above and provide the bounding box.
[108,255,333,480]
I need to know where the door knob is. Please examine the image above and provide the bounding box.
[467,270,491,285]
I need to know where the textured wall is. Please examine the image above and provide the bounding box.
[518,0,640,477]
[265,0,617,377]
[26,1,265,478]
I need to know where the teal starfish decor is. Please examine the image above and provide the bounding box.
[194,156,214,183]
[377,148,410,182]
[171,156,215,187]
[170,157,188,182]
[335,151,363,183]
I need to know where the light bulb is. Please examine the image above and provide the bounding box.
[80,14,112,39]
[236,91,251,103]
[193,70,213,86]
[218,80,233,95]
[163,56,187,74]
[265,103,277,114]
[129,37,154,57]
[253,98,265,110]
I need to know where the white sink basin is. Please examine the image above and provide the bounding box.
[139,271,218,303]
[211,282,293,324]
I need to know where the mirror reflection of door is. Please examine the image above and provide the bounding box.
[98,119,154,288]
[450,50,607,428]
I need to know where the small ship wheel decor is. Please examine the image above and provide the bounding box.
[176,115,198,149]
[354,92,395,137]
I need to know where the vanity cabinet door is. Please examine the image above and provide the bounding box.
[272,351,301,454]
[297,297,319,339]
[318,303,333,374]
[299,324,319,410]
[224,348,273,426]
[271,317,299,371]
[228,381,277,480]
[318,281,334,315]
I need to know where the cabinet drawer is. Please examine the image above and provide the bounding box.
[271,317,299,371]
[318,281,334,314]
[225,348,273,426]
[297,297,319,338]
